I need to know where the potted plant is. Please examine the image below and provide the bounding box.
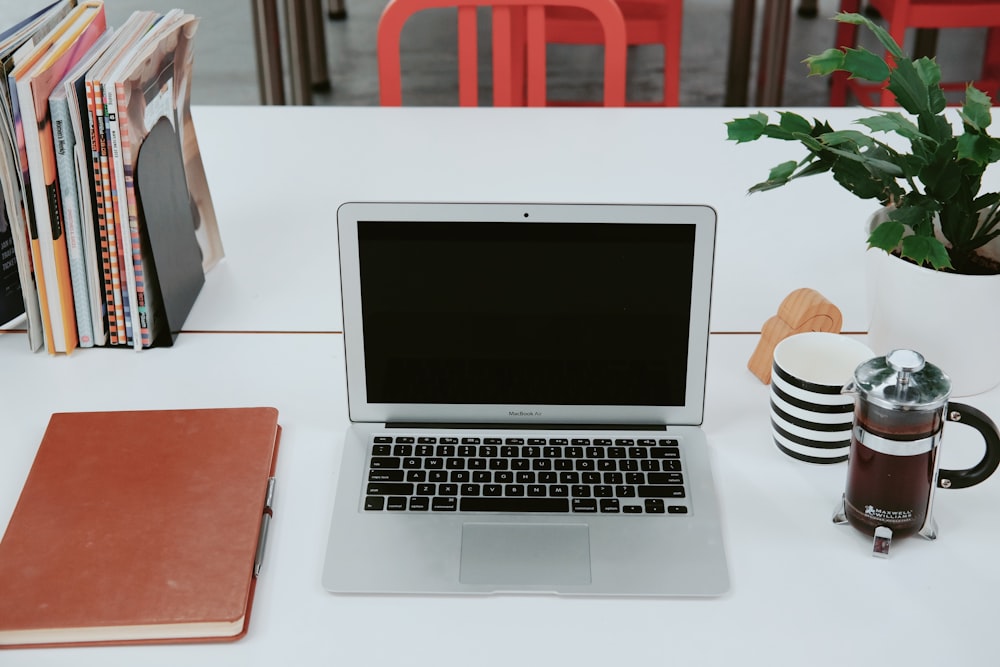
[726,11,1000,395]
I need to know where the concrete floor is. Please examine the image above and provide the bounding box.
[1,0,991,107]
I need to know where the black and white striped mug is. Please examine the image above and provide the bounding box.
[770,332,875,464]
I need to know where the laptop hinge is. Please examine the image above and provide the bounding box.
[385,422,668,431]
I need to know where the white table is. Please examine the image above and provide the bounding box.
[4,105,1000,666]
[2,330,998,666]
[185,105,908,334]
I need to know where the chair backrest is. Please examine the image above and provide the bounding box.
[377,0,627,106]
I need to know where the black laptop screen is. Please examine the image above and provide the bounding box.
[357,221,695,406]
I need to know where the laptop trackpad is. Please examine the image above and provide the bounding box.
[459,523,592,586]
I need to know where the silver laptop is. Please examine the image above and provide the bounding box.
[322,202,729,596]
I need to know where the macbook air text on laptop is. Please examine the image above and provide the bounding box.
[323,202,729,596]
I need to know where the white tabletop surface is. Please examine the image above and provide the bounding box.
[4,105,1000,666]
[2,329,999,666]
[183,105,918,334]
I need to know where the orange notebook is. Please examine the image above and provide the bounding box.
[0,407,281,648]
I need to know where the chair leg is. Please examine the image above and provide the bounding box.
[328,0,347,20]
[661,2,682,106]
[913,28,938,60]
[982,27,1000,100]
[457,6,480,106]
[797,0,818,18]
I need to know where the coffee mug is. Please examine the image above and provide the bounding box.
[770,332,875,463]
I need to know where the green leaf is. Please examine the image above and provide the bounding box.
[726,115,767,142]
[919,145,963,201]
[835,12,904,60]
[841,47,890,82]
[887,58,933,115]
[868,219,905,251]
[919,114,954,145]
[746,159,812,193]
[832,158,889,200]
[855,112,927,142]
[973,192,1000,211]
[767,160,799,182]
[778,111,812,136]
[804,48,845,76]
[913,57,946,114]
[901,234,953,269]
[824,145,905,176]
[762,117,820,141]
[761,125,794,140]
[820,129,875,148]
[795,160,833,178]
[795,133,827,153]
[925,174,963,207]
[888,205,934,228]
[961,85,993,131]
[748,179,789,194]
[957,133,996,165]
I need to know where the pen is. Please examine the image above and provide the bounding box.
[264,476,276,511]
[255,477,276,577]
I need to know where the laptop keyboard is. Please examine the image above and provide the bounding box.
[363,435,689,515]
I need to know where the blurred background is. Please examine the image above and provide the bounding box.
[1,0,992,106]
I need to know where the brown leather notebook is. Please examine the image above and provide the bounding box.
[0,407,281,648]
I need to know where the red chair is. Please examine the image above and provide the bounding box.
[544,0,684,106]
[831,0,1000,105]
[377,0,628,106]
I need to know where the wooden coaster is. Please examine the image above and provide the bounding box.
[747,288,843,384]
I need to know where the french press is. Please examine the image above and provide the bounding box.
[833,349,1000,553]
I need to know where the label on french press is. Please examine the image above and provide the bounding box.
[861,504,914,525]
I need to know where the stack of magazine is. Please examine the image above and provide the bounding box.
[0,0,224,353]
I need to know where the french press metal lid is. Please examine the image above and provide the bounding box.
[849,349,952,412]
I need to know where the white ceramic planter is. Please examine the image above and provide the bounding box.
[865,210,1000,396]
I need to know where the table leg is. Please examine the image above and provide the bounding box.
[286,0,313,105]
[306,0,332,92]
[755,0,791,106]
[725,0,755,106]
[252,0,285,105]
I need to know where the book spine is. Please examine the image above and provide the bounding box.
[9,72,56,352]
[117,80,152,348]
[92,81,125,344]
[0,95,44,350]
[50,94,94,347]
[85,79,115,344]
[107,81,144,349]
[71,75,107,347]
[73,142,107,346]
[103,83,133,346]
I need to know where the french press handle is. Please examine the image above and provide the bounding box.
[938,403,1000,490]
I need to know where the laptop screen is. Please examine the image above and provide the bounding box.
[338,202,715,427]
[357,220,695,407]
